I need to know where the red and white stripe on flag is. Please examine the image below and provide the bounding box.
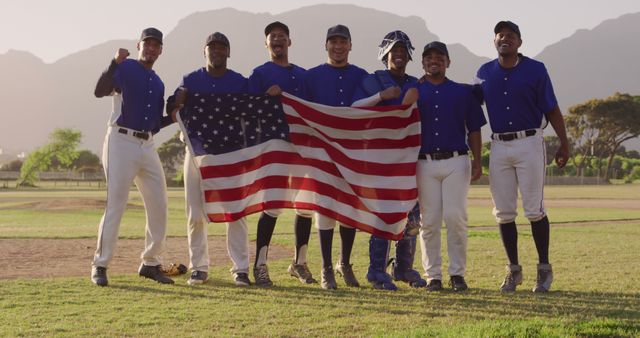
[188,93,420,240]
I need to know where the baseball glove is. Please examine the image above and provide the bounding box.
[160,263,188,276]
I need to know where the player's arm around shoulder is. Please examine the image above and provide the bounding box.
[94,48,130,98]
[165,86,188,126]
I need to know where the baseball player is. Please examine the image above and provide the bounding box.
[474,21,569,292]
[247,21,316,286]
[91,28,174,286]
[408,41,486,292]
[351,30,426,291]
[302,24,368,290]
[166,32,252,286]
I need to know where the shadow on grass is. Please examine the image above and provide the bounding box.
[103,276,639,323]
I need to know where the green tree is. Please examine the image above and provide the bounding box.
[566,93,640,179]
[625,150,640,159]
[72,150,101,173]
[481,141,491,175]
[17,128,82,187]
[157,131,185,173]
[0,159,23,171]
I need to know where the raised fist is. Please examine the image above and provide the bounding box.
[114,48,130,64]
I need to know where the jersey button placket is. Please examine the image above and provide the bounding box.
[338,73,345,105]
[504,69,512,130]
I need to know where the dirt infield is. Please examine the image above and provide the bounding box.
[2,220,638,280]
[1,196,637,280]
[0,237,290,280]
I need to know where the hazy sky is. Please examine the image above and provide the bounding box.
[2,0,639,63]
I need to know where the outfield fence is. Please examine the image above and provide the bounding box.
[0,171,181,188]
[0,171,613,188]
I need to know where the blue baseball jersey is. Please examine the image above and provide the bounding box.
[167,68,248,110]
[302,63,368,106]
[178,67,247,94]
[353,70,417,106]
[248,62,305,96]
[112,59,165,133]
[406,79,486,154]
[474,55,558,133]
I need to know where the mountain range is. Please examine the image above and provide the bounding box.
[1,5,639,156]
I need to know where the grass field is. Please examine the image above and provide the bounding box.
[0,184,639,336]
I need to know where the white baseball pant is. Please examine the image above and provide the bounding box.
[93,126,168,268]
[314,213,354,230]
[489,131,546,224]
[417,155,470,280]
[184,149,249,274]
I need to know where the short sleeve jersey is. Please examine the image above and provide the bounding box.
[302,63,368,106]
[178,67,248,94]
[407,79,486,153]
[112,59,165,133]
[248,62,305,96]
[474,56,558,133]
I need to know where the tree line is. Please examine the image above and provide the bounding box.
[2,93,639,187]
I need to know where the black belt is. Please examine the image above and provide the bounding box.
[419,150,468,160]
[118,128,150,140]
[491,129,537,141]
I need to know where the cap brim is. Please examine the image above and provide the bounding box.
[422,47,447,55]
[206,40,228,47]
[494,22,520,36]
[327,33,350,41]
[265,23,289,36]
[141,37,163,44]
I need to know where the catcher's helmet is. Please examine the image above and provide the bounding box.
[378,30,414,67]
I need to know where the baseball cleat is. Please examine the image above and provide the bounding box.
[335,262,360,287]
[139,264,175,284]
[449,275,468,292]
[187,270,209,285]
[500,264,523,292]
[91,266,108,287]
[233,272,251,286]
[532,263,553,293]
[288,262,317,284]
[253,264,274,287]
[425,279,443,291]
[321,266,337,290]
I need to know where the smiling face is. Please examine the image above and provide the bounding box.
[494,27,522,57]
[422,49,450,78]
[137,38,162,66]
[266,27,291,61]
[325,36,351,66]
[386,43,409,72]
[205,41,229,70]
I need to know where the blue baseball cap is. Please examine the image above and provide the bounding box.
[326,24,351,41]
[422,41,449,58]
[205,32,230,47]
[265,21,290,36]
[140,27,163,44]
[494,21,521,37]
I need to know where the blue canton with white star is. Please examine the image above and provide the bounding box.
[181,93,290,156]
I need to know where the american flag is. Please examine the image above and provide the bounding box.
[178,92,420,240]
